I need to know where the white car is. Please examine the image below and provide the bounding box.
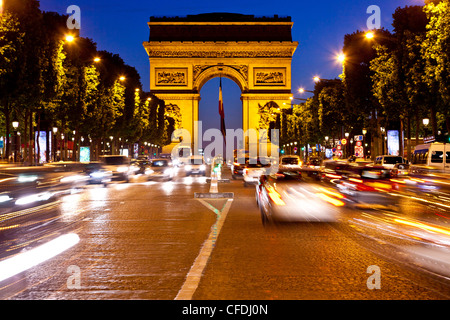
[279,155,302,170]
[243,160,271,186]
[374,155,405,169]
[99,155,132,182]
[145,158,174,181]
[184,156,207,176]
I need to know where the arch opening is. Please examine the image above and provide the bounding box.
[199,76,243,157]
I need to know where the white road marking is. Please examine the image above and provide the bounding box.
[175,198,233,300]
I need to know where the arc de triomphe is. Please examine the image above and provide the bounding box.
[143,13,298,153]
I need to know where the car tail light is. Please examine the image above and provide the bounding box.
[267,186,285,206]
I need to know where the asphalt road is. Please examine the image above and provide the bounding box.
[1,167,450,300]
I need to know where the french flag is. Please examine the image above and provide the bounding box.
[218,77,226,144]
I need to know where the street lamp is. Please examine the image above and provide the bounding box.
[336,53,346,63]
[422,118,429,126]
[313,76,321,83]
[52,127,58,161]
[365,31,375,40]
[298,87,314,94]
[65,34,75,43]
[12,120,19,162]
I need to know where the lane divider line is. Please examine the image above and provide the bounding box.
[175,198,233,300]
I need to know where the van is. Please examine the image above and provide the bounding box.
[374,155,405,169]
[411,143,450,172]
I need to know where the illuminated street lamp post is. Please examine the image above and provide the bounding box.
[52,127,58,161]
[12,120,19,163]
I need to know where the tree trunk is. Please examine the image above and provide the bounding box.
[29,111,34,165]
[407,115,411,163]
[5,106,10,161]
[36,112,41,164]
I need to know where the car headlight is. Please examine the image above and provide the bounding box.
[145,169,154,175]
[0,194,12,203]
[185,165,192,171]
[200,165,206,171]
[90,171,105,178]
[117,166,129,173]
[164,168,172,175]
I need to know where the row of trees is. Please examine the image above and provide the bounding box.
[0,0,170,163]
[272,0,449,160]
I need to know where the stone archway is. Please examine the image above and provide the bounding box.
[143,13,298,153]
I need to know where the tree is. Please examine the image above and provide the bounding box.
[0,10,24,159]
[422,0,450,135]
[342,28,394,158]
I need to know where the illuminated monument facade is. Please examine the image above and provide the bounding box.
[143,13,298,151]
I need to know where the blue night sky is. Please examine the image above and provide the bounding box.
[39,0,425,134]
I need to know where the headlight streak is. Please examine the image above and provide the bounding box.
[0,233,80,282]
[15,192,54,206]
[117,166,129,173]
[17,175,38,183]
[60,175,87,183]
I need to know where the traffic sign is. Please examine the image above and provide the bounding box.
[355,141,362,147]
[341,139,347,145]
[354,135,363,141]
[355,146,364,158]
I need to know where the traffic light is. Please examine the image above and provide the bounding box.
[280,149,285,154]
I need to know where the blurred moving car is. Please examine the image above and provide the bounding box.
[374,155,406,169]
[145,158,174,181]
[231,156,250,179]
[0,171,61,257]
[256,170,342,224]
[130,159,150,175]
[83,162,112,186]
[184,155,206,176]
[279,155,302,170]
[333,165,400,209]
[243,159,272,186]
[320,160,350,185]
[99,155,132,182]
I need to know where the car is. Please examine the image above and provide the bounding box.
[279,155,302,170]
[0,171,61,248]
[83,162,112,186]
[374,155,406,169]
[99,155,132,182]
[333,165,400,210]
[242,159,272,186]
[145,158,174,181]
[256,170,342,225]
[184,156,207,176]
[231,156,250,179]
[130,159,151,175]
[320,160,350,185]
[304,156,322,179]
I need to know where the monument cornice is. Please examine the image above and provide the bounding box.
[143,41,298,58]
